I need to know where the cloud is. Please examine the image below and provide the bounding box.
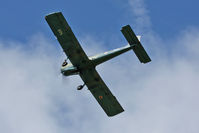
[0,26,199,133]
[87,27,199,133]
[126,0,151,32]
[0,35,63,133]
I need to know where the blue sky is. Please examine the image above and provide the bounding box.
[1,0,199,133]
[0,0,199,42]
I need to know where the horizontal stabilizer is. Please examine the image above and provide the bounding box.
[121,25,151,63]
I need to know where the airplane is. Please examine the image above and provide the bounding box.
[45,12,151,117]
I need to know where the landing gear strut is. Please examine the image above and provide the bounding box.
[77,84,85,90]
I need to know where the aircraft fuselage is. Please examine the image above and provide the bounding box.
[61,45,134,76]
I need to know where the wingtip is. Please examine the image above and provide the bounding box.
[107,109,125,117]
[45,12,62,19]
[121,24,130,30]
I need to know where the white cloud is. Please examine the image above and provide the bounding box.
[89,27,199,133]
[0,35,63,133]
[0,27,199,133]
[126,0,151,32]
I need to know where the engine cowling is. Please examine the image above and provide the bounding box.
[61,64,79,76]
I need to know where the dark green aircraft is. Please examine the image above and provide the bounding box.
[45,12,151,117]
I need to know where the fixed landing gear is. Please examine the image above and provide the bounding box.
[62,58,69,67]
[77,84,85,90]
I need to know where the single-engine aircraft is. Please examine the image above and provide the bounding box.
[45,12,151,117]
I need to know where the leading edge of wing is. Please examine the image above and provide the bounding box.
[80,68,124,117]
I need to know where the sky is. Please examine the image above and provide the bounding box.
[0,0,199,133]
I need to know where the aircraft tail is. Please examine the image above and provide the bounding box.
[121,25,151,63]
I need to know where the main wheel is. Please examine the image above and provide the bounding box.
[77,85,83,90]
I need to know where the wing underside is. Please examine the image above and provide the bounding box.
[80,68,124,117]
[46,12,124,116]
[45,12,90,67]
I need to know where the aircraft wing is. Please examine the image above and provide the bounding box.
[45,12,90,67]
[80,68,124,117]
